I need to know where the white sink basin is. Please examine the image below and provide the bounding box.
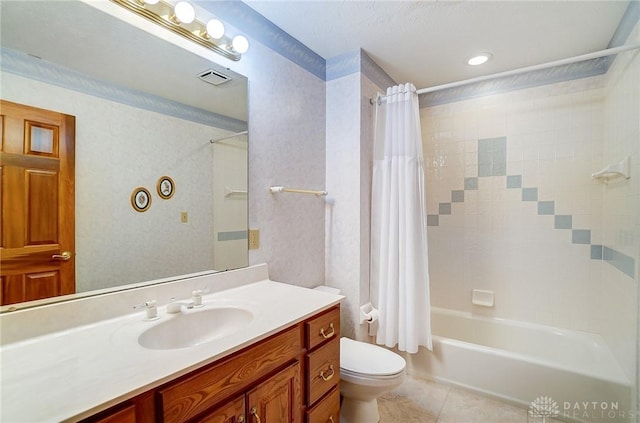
[138,306,254,350]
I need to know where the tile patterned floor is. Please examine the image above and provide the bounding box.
[378,375,564,423]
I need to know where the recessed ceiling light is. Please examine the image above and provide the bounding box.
[467,53,493,66]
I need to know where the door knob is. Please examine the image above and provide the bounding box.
[52,251,72,261]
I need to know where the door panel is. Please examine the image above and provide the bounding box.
[0,100,75,306]
[26,169,59,245]
[246,362,301,423]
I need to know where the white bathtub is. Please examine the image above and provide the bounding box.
[402,307,634,422]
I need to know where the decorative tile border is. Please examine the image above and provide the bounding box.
[418,58,608,108]
[1,48,248,132]
[326,49,396,90]
[427,136,636,279]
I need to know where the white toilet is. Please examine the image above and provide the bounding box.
[340,336,406,423]
[311,286,406,422]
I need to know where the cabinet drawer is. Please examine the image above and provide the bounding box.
[159,325,301,423]
[306,387,340,423]
[306,306,340,350]
[306,338,340,405]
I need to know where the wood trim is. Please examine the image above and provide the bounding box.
[159,325,302,423]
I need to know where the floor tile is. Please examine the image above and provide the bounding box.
[379,396,438,423]
[437,388,528,423]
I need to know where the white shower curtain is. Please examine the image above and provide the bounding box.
[371,83,432,353]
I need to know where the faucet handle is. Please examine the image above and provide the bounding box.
[192,288,210,307]
[133,300,158,320]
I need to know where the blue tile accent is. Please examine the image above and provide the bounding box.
[199,1,326,80]
[427,215,439,226]
[439,203,452,215]
[538,201,555,215]
[572,230,591,244]
[591,245,604,260]
[603,247,636,278]
[1,49,248,132]
[478,137,507,177]
[554,215,572,229]
[464,177,478,190]
[506,175,522,189]
[522,188,538,201]
[451,190,465,203]
[218,230,248,241]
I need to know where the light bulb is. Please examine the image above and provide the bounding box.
[232,35,249,54]
[174,1,195,24]
[206,19,225,39]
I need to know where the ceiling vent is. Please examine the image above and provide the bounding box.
[197,69,232,86]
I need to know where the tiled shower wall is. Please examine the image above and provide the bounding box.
[421,34,639,383]
[422,75,606,333]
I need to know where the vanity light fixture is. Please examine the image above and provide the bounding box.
[231,35,250,54]
[171,1,195,24]
[467,52,492,66]
[204,19,225,39]
[111,0,249,61]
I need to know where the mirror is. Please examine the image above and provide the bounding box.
[0,1,248,309]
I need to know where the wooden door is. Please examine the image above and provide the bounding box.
[246,362,301,423]
[0,100,75,306]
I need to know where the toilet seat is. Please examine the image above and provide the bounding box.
[340,337,406,378]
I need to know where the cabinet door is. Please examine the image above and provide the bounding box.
[246,362,301,423]
[200,395,246,423]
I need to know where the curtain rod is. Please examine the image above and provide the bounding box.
[372,43,640,104]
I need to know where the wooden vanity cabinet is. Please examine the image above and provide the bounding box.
[199,361,300,423]
[304,307,340,423]
[81,306,341,423]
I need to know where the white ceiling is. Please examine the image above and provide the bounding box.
[244,0,631,89]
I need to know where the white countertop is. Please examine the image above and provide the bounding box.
[0,279,343,422]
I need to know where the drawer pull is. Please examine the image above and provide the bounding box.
[319,364,335,381]
[320,323,335,339]
[250,406,262,423]
[329,417,335,423]
[238,415,245,423]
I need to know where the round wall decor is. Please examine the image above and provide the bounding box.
[157,176,175,200]
[131,187,151,212]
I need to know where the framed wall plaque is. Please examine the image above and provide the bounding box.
[157,176,175,200]
[131,187,151,212]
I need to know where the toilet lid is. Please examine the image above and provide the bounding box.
[340,337,406,376]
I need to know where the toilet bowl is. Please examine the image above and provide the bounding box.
[340,337,406,423]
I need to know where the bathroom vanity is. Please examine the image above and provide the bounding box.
[0,265,342,423]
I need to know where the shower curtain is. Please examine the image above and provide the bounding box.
[371,83,432,353]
